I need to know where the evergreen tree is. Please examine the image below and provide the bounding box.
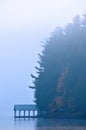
[30,14,86,117]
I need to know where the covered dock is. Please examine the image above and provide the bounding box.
[14,104,38,118]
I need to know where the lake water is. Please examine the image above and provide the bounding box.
[0,115,86,130]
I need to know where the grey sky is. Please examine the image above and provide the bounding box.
[0,0,86,117]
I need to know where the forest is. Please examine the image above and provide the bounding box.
[30,14,86,118]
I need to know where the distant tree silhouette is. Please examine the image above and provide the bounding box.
[29,14,86,117]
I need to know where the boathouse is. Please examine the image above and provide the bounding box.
[14,104,38,118]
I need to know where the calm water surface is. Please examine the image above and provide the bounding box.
[0,116,86,130]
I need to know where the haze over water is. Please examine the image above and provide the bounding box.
[0,0,86,129]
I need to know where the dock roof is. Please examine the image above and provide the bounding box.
[14,104,37,111]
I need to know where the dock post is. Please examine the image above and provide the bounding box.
[33,110,35,117]
[19,110,21,117]
[24,110,26,117]
[14,110,16,118]
[28,110,30,117]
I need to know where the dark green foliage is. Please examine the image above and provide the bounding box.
[30,14,86,117]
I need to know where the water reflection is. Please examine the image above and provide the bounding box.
[14,117,86,130]
[14,118,37,130]
[36,118,86,127]
[36,118,86,130]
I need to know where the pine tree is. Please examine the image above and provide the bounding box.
[30,27,66,112]
[29,14,86,117]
